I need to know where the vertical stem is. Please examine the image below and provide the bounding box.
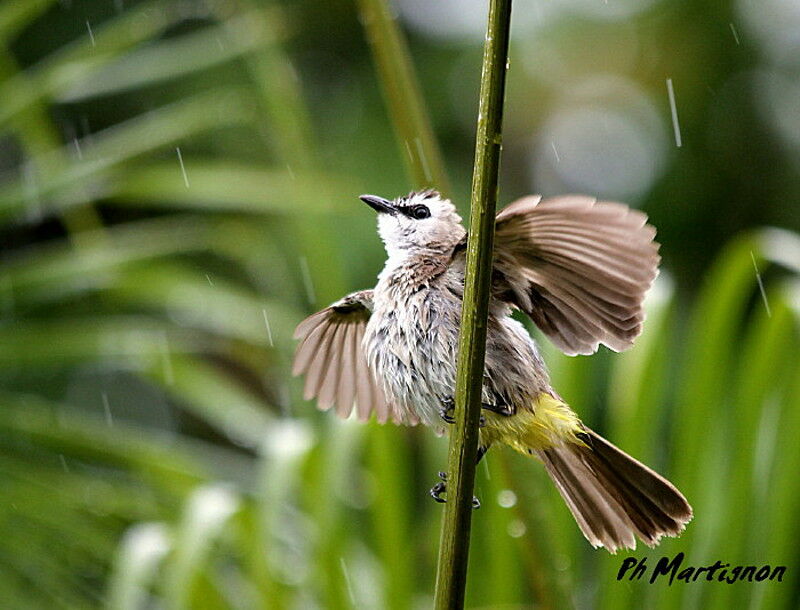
[356,0,451,195]
[433,1,513,608]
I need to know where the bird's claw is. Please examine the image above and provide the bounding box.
[429,476,480,509]
[440,411,456,425]
[439,398,456,424]
[430,481,447,503]
[440,399,487,428]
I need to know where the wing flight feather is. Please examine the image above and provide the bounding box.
[491,195,660,355]
[293,290,403,423]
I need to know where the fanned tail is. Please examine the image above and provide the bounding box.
[536,427,692,553]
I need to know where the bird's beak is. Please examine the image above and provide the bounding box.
[360,194,396,215]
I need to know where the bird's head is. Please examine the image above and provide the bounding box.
[360,190,465,257]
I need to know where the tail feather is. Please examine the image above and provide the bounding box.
[536,427,692,553]
[539,446,638,551]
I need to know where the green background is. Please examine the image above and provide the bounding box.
[1,0,798,608]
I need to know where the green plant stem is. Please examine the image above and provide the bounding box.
[433,1,513,608]
[356,0,450,194]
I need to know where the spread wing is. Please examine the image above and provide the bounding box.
[292,290,409,424]
[491,195,660,356]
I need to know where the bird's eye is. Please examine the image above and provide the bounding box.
[409,205,430,219]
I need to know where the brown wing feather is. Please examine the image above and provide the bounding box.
[317,324,344,409]
[302,323,338,402]
[293,290,402,424]
[493,195,660,355]
[335,322,358,417]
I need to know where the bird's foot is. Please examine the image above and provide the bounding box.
[430,481,447,503]
[481,401,514,417]
[429,471,480,509]
[439,398,456,424]
[439,397,487,427]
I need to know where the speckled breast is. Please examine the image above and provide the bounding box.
[364,276,462,427]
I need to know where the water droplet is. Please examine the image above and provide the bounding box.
[497,489,517,508]
[507,519,526,538]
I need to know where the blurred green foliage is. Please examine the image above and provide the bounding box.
[1,0,799,608]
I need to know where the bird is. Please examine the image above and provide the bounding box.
[292,189,692,552]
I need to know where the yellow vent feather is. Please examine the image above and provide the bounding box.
[479,393,585,453]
